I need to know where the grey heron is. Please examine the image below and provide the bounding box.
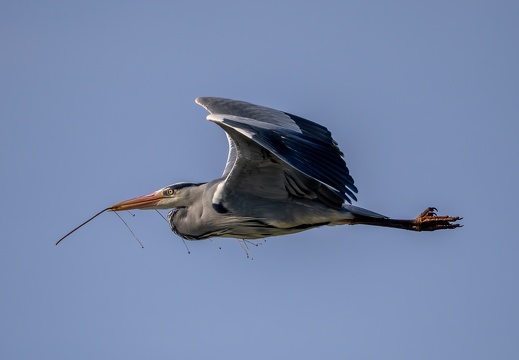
[56,97,460,245]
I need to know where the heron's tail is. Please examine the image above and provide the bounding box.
[342,205,387,219]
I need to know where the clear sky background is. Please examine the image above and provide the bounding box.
[1,1,518,359]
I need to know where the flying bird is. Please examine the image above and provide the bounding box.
[56,97,461,245]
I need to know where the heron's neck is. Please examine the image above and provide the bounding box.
[167,183,210,240]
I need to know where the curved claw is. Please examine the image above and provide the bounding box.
[413,207,462,231]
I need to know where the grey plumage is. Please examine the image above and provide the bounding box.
[159,97,359,240]
[108,97,461,241]
[56,97,461,247]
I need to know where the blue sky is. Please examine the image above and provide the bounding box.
[1,1,518,359]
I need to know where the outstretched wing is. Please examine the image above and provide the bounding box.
[196,97,358,208]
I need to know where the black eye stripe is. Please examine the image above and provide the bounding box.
[163,182,206,196]
[168,182,205,190]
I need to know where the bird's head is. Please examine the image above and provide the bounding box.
[110,182,203,211]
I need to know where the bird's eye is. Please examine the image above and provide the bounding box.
[164,188,174,196]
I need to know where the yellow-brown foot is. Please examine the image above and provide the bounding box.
[412,207,462,231]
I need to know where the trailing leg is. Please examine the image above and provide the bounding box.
[345,207,462,231]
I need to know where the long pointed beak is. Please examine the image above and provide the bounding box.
[110,191,164,211]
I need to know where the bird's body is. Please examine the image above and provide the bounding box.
[107,97,461,240]
[165,180,361,240]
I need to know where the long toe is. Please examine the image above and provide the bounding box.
[414,208,462,231]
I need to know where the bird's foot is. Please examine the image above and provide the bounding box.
[412,207,462,231]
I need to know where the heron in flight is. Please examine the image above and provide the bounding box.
[57,97,460,245]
